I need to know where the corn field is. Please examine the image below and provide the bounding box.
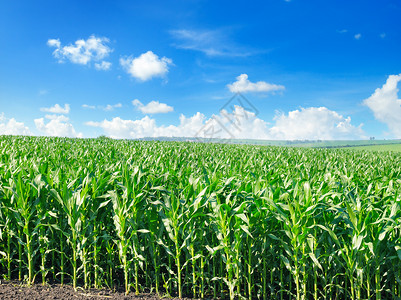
[0,136,400,299]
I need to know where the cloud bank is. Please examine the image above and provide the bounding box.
[0,113,31,135]
[86,106,364,140]
[364,74,401,138]
[36,103,81,138]
[270,107,365,140]
[35,115,82,138]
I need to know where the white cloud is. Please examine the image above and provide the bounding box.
[34,115,82,138]
[86,116,159,139]
[354,33,362,40]
[269,107,365,140]
[94,61,112,71]
[208,106,271,140]
[45,114,69,121]
[82,103,122,111]
[170,29,254,57]
[86,113,204,139]
[86,105,363,140]
[0,113,31,135]
[120,51,173,81]
[47,35,112,70]
[227,74,285,94]
[363,74,401,138]
[104,103,122,111]
[47,39,61,48]
[337,29,348,34]
[132,99,174,114]
[82,104,96,109]
[40,104,70,114]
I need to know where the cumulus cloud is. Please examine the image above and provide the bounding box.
[354,33,362,40]
[227,74,285,94]
[120,51,173,81]
[86,112,204,139]
[132,99,174,114]
[34,115,82,138]
[205,106,271,140]
[269,107,365,140]
[0,113,31,135]
[86,116,160,139]
[40,104,70,114]
[86,105,363,140]
[44,114,69,121]
[47,35,112,70]
[364,74,401,138]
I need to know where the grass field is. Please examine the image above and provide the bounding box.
[0,135,400,300]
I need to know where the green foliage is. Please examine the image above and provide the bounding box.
[0,136,400,299]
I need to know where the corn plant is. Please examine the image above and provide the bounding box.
[0,135,401,299]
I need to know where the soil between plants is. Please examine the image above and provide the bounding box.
[0,280,197,300]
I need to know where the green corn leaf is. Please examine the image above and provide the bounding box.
[396,246,401,261]
[308,252,323,270]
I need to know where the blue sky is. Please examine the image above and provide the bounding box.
[1,0,401,140]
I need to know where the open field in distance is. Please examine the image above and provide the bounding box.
[344,143,401,152]
[140,137,401,150]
